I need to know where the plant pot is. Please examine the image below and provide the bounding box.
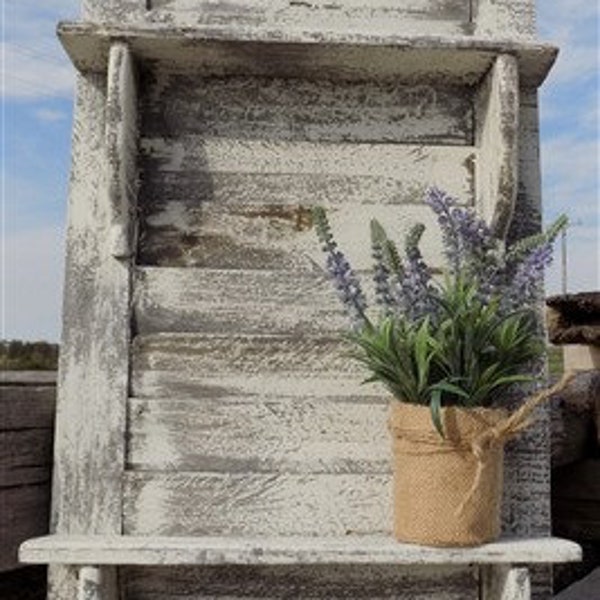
[388,401,508,547]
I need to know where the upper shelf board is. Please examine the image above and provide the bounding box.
[58,21,558,86]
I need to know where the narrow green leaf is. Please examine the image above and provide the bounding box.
[430,389,445,438]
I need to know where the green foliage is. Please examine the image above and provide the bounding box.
[349,277,543,436]
[0,340,59,370]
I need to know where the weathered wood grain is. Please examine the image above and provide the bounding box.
[124,472,392,536]
[105,43,139,257]
[138,139,474,268]
[0,379,55,573]
[475,54,519,238]
[481,566,530,600]
[82,0,146,21]
[140,74,473,144]
[0,371,57,386]
[127,397,390,473]
[133,267,349,335]
[0,484,50,572]
[0,386,55,429]
[134,333,358,376]
[48,53,137,598]
[58,23,557,87]
[125,563,478,600]
[475,0,536,39]
[0,430,53,486]
[20,535,582,566]
[130,332,378,400]
[148,0,472,37]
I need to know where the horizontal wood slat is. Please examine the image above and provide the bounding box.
[127,397,390,473]
[130,333,376,398]
[133,333,357,375]
[138,140,474,267]
[140,75,473,144]
[131,338,376,396]
[0,387,55,429]
[0,430,53,487]
[133,267,347,335]
[60,23,557,86]
[123,472,392,536]
[149,0,472,37]
[20,534,582,566]
[122,563,477,599]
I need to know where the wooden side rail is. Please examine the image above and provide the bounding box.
[20,535,581,600]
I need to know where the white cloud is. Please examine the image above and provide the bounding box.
[34,108,69,122]
[2,1,79,101]
[2,225,65,342]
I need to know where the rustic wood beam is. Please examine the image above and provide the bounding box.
[475,54,520,239]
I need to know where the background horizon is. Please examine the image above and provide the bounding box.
[2,0,599,342]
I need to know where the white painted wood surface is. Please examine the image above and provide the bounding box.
[127,396,389,473]
[481,565,531,600]
[140,74,473,144]
[45,2,567,599]
[133,268,349,335]
[83,0,539,41]
[475,54,519,238]
[48,44,139,599]
[20,535,582,566]
[122,563,478,600]
[57,23,557,87]
[105,43,138,257]
[147,0,472,37]
[123,472,392,536]
[137,137,473,269]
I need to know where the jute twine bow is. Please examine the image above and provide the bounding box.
[455,371,577,515]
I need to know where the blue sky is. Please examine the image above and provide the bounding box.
[1,1,599,342]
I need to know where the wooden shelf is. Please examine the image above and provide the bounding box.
[21,534,581,566]
[58,21,557,85]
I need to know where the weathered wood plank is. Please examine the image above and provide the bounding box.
[138,140,474,268]
[503,89,553,600]
[0,387,55,429]
[123,563,477,600]
[148,0,472,37]
[475,54,519,238]
[123,472,392,536]
[48,49,138,597]
[133,333,358,376]
[0,371,57,386]
[133,267,349,335]
[481,566,531,600]
[132,371,381,402]
[20,535,582,566]
[127,397,390,473]
[130,333,376,401]
[0,430,53,484]
[0,484,50,572]
[140,74,473,144]
[105,43,139,258]
[58,23,557,87]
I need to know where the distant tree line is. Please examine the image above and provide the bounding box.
[0,340,59,370]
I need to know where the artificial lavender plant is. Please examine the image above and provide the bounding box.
[313,188,567,434]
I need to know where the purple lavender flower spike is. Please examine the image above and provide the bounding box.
[326,250,368,330]
[424,187,461,274]
[503,243,553,311]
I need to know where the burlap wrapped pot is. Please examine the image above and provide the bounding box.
[387,374,575,547]
[388,402,508,547]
